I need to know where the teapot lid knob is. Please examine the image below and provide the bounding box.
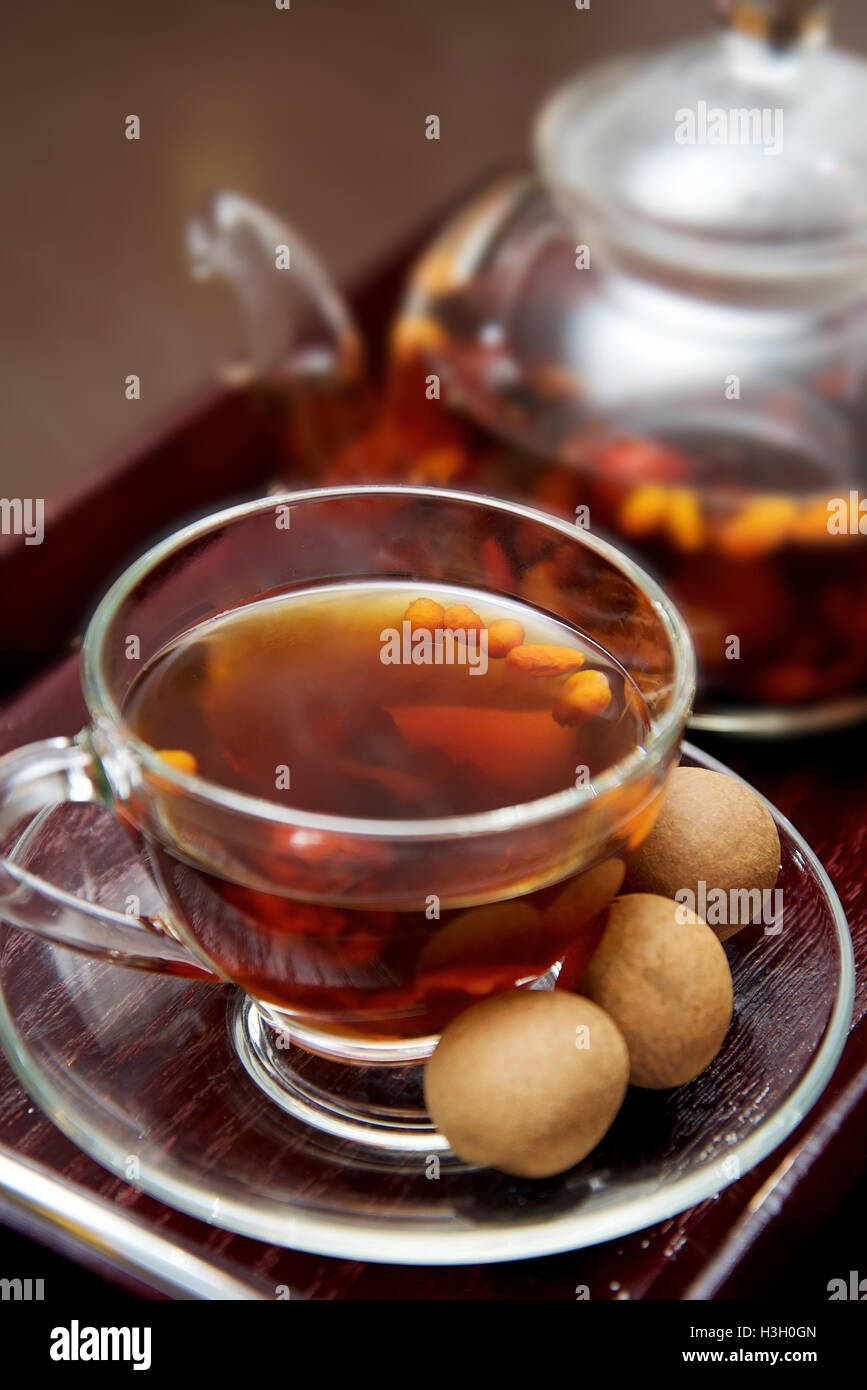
[713,1,831,46]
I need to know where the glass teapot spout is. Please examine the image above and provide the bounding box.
[186,190,365,391]
[187,191,371,483]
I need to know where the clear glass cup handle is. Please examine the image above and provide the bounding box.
[0,735,217,978]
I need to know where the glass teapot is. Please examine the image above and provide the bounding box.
[188,0,867,735]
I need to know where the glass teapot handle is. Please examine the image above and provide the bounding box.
[186,189,365,391]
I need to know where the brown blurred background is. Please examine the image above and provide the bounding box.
[1,0,866,499]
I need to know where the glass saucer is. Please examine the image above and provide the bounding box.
[0,745,853,1266]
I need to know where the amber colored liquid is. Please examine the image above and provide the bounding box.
[124,582,650,1038]
[321,347,867,712]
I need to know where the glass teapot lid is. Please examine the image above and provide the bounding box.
[387,0,867,466]
[535,1,867,283]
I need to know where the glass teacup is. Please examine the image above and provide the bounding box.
[0,487,694,1149]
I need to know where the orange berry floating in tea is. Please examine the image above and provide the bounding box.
[124,582,651,1039]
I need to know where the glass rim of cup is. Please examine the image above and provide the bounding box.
[82,485,696,840]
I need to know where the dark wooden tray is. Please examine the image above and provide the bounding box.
[1,229,865,1301]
